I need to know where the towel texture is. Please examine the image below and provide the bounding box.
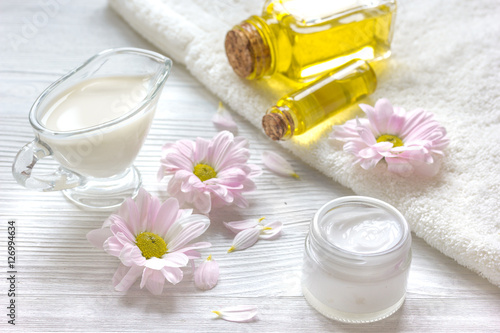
[109,0,500,287]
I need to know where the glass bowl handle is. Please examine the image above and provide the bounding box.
[12,139,83,191]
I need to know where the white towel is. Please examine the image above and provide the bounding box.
[109,0,500,287]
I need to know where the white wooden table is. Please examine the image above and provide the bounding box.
[1,1,499,332]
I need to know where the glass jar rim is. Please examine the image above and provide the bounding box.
[29,47,172,138]
[311,196,410,258]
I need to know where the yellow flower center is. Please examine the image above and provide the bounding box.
[258,217,272,230]
[135,232,167,259]
[193,163,217,182]
[376,134,404,147]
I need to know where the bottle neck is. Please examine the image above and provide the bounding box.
[225,17,274,80]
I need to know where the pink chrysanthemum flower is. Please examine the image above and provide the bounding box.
[86,188,211,295]
[158,131,262,214]
[331,98,449,176]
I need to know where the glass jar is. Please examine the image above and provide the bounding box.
[302,196,412,323]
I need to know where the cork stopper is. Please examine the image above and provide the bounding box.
[225,22,271,79]
[262,107,295,141]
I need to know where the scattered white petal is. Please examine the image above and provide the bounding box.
[258,220,283,240]
[194,255,219,290]
[212,305,258,322]
[223,217,264,234]
[212,101,238,134]
[262,151,299,179]
[227,228,260,253]
[226,218,283,252]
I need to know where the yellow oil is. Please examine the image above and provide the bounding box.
[248,0,396,82]
[264,60,376,140]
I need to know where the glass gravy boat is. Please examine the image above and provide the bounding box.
[12,48,172,210]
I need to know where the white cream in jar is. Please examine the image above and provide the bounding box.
[302,196,412,323]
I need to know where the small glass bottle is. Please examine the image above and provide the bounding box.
[262,59,376,141]
[225,0,396,82]
[302,196,412,323]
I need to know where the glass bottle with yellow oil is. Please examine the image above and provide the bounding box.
[262,59,376,140]
[225,0,396,82]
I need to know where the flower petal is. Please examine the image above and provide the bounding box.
[135,188,154,232]
[161,266,184,285]
[103,236,125,257]
[152,197,180,238]
[86,227,113,250]
[212,305,258,322]
[356,119,377,146]
[194,255,219,290]
[212,101,238,134]
[359,103,381,137]
[157,164,166,182]
[371,98,395,134]
[118,196,141,235]
[262,151,299,179]
[223,218,261,234]
[410,156,442,177]
[343,139,368,155]
[141,268,165,295]
[144,257,168,270]
[119,243,146,267]
[187,189,212,214]
[193,137,210,163]
[109,217,136,244]
[166,214,210,252]
[358,146,380,159]
[177,241,212,259]
[162,252,189,268]
[231,193,250,209]
[385,157,414,176]
[113,264,143,292]
[228,228,260,253]
[359,155,384,170]
[330,119,359,141]
[259,221,283,240]
[160,140,196,172]
[385,106,406,134]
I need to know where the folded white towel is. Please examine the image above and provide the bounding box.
[110,0,500,287]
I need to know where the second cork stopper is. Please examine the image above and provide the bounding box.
[262,107,295,141]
